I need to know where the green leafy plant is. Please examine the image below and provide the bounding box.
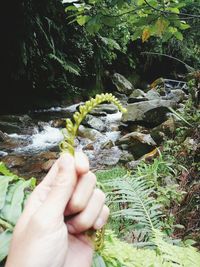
[0,163,36,262]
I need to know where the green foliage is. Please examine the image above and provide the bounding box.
[0,164,36,262]
[93,229,200,267]
[64,0,192,42]
[106,175,163,239]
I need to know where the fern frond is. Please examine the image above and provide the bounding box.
[48,53,80,75]
[106,175,163,238]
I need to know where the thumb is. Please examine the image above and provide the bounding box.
[38,153,77,219]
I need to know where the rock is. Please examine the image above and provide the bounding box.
[112,73,134,95]
[128,89,147,103]
[126,159,142,170]
[51,118,66,128]
[151,117,175,143]
[0,121,22,134]
[78,125,103,141]
[117,132,157,159]
[2,155,26,168]
[119,150,134,163]
[163,89,187,103]
[122,99,177,127]
[83,115,105,132]
[0,130,9,142]
[97,146,122,166]
[89,103,118,116]
[146,89,161,100]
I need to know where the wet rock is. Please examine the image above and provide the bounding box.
[163,89,187,103]
[0,130,9,142]
[83,143,95,151]
[126,159,142,170]
[83,115,105,132]
[117,132,157,159]
[78,125,103,141]
[1,155,26,168]
[51,118,66,128]
[100,140,115,149]
[112,73,134,95]
[122,99,177,127]
[0,121,22,134]
[146,89,161,100]
[151,117,175,143]
[128,89,147,103]
[89,103,119,116]
[97,146,121,166]
[119,150,134,163]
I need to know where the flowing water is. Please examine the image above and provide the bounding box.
[0,103,123,176]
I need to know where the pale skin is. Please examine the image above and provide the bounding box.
[5,152,109,267]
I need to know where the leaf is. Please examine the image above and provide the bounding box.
[155,18,169,36]
[0,230,12,262]
[0,163,18,178]
[179,22,190,30]
[142,28,150,43]
[100,36,121,50]
[0,176,11,210]
[77,15,90,26]
[174,31,183,41]
[0,179,33,225]
[92,253,107,267]
[86,16,101,34]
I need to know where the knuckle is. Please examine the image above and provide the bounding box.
[71,198,85,212]
[76,215,92,230]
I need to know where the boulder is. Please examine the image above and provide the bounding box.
[146,89,161,100]
[112,73,134,95]
[83,115,105,132]
[78,125,103,141]
[162,89,187,103]
[97,146,122,166]
[122,99,177,127]
[117,132,157,159]
[89,103,118,116]
[151,117,175,143]
[128,89,147,103]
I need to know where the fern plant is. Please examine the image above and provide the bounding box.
[106,175,163,242]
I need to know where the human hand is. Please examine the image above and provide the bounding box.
[5,152,109,267]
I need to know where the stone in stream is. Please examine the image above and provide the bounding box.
[83,115,105,132]
[89,103,119,116]
[117,132,157,160]
[112,73,134,95]
[122,99,177,127]
[128,89,147,103]
[97,146,122,166]
[78,125,103,141]
[146,89,161,100]
[162,89,188,103]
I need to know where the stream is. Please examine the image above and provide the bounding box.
[0,102,123,179]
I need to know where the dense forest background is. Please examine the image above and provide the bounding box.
[1,0,199,113]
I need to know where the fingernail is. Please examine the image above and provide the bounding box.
[67,224,76,234]
[95,217,104,229]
